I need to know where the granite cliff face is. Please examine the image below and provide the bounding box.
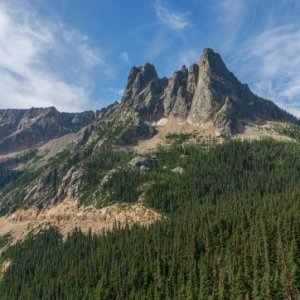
[0,107,95,154]
[1,48,297,155]
[119,48,297,135]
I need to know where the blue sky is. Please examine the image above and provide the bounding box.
[0,0,300,116]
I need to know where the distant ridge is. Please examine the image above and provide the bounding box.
[0,107,95,154]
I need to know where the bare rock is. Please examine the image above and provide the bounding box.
[121,63,166,121]
[101,169,118,185]
[52,168,83,205]
[129,156,155,171]
[163,66,189,117]
[171,167,184,174]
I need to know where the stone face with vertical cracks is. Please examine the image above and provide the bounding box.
[121,63,167,122]
[118,48,298,135]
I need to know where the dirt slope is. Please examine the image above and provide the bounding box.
[0,198,162,245]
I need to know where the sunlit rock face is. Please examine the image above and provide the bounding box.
[120,48,298,135]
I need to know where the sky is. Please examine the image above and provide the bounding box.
[0,0,300,116]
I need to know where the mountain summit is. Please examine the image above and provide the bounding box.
[0,48,298,157]
[119,48,297,135]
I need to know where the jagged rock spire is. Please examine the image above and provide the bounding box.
[187,48,242,125]
[200,48,237,82]
[121,62,166,121]
[119,48,298,134]
[122,63,158,104]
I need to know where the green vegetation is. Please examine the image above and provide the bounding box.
[1,140,300,298]
[165,132,192,144]
[274,122,300,141]
[0,168,22,189]
[0,149,37,169]
[0,234,11,249]
[0,150,38,189]
[80,144,136,206]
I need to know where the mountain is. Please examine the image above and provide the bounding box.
[1,48,300,299]
[0,48,299,215]
[0,47,299,206]
[118,48,297,134]
[0,48,297,156]
[80,48,299,150]
[0,107,96,155]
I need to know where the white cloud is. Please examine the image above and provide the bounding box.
[154,1,189,31]
[144,31,171,60]
[121,52,131,64]
[243,25,300,116]
[178,49,199,66]
[109,88,124,98]
[219,0,246,27]
[214,0,248,52]
[0,2,106,112]
[62,29,104,70]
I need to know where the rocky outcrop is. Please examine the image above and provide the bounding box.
[0,107,96,154]
[121,63,167,121]
[54,168,82,204]
[1,166,83,213]
[117,48,298,135]
[128,156,156,171]
[171,167,184,174]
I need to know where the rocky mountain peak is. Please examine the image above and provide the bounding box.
[121,62,165,121]
[119,48,298,135]
[201,48,225,68]
[199,48,239,84]
[142,62,158,78]
[123,63,158,103]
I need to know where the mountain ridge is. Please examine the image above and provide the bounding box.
[0,48,298,156]
[0,106,96,155]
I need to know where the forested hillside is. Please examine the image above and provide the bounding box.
[1,140,300,299]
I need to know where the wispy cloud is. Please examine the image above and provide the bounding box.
[121,52,131,64]
[154,1,189,31]
[214,0,248,52]
[109,88,124,98]
[218,0,246,27]
[243,25,300,115]
[0,2,106,112]
[62,29,104,69]
[178,49,199,67]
